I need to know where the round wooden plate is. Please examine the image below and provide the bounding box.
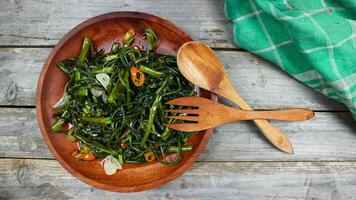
[36,11,215,192]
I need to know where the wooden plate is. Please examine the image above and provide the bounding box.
[36,11,215,192]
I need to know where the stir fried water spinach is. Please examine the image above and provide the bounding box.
[51,28,196,173]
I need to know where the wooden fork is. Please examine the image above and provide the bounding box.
[164,96,315,132]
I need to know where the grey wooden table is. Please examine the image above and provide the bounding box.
[1,1,356,199]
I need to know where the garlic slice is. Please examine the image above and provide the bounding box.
[103,155,122,175]
[53,94,68,108]
[90,87,103,97]
[96,73,110,90]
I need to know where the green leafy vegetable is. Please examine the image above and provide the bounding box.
[51,28,196,166]
[144,28,157,50]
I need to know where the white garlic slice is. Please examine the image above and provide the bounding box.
[96,73,110,90]
[90,87,103,97]
[103,155,122,175]
[53,94,68,108]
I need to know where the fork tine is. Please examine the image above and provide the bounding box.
[165,96,212,107]
[164,115,199,122]
[164,123,206,132]
[164,109,200,115]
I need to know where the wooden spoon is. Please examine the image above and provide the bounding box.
[177,41,295,154]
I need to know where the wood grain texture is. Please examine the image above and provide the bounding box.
[1,158,356,199]
[0,48,45,105]
[0,0,233,48]
[0,48,346,110]
[1,108,355,161]
[0,0,354,196]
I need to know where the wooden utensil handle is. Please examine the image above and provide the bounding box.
[238,109,315,121]
[253,120,294,153]
[223,89,294,154]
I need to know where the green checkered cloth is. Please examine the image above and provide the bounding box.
[225,0,356,117]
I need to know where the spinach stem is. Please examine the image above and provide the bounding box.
[78,36,91,63]
[139,65,163,78]
[108,71,124,103]
[82,116,112,125]
[140,95,161,146]
[51,118,65,133]
[140,77,169,146]
[73,132,116,155]
[167,145,193,152]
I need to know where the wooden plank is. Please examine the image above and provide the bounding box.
[1,108,356,161]
[1,159,356,199]
[0,0,234,48]
[0,48,346,110]
[0,48,45,105]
